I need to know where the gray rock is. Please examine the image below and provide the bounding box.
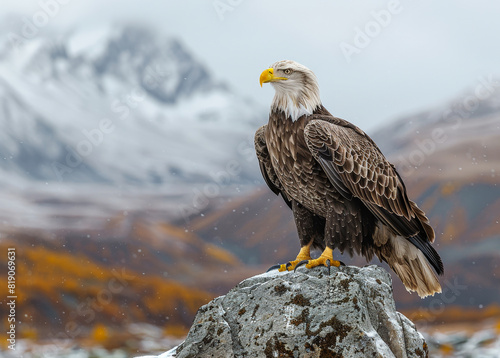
[171,265,428,358]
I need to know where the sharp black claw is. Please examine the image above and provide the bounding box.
[266,264,281,272]
[326,259,331,276]
[294,260,309,272]
[285,262,292,270]
[339,261,346,267]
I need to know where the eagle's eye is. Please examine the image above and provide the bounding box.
[283,69,293,75]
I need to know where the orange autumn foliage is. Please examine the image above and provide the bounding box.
[0,239,214,341]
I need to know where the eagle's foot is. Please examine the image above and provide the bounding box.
[277,257,311,272]
[266,244,312,272]
[294,248,345,274]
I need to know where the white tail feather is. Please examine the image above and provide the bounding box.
[382,235,442,298]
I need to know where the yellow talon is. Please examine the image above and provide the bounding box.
[271,246,343,273]
[305,247,341,269]
[278,244,312,272]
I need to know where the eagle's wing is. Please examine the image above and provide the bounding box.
[254,125,292,209]
[304,115,443,275]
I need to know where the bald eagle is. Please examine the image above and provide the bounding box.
[256,60,443,298]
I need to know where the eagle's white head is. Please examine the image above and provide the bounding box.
[260,60,321,121]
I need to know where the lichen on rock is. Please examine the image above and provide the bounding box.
[148,265,428,358]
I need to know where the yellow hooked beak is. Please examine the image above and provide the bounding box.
[259,68,288,87]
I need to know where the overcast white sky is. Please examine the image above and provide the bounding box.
[3,0,500,132]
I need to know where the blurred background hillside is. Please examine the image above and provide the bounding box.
[0,1,499,357]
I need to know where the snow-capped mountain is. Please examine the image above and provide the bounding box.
[370,77,500,157]
[0,25,264,187]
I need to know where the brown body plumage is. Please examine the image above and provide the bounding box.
[256,60,443,297]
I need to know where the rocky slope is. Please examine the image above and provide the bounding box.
[0,220,265,345]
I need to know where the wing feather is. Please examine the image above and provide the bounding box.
[304,117,443,274]
[305,119,411,221]
[254,125,292,209]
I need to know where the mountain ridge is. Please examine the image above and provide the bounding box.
[0,24,264,187]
